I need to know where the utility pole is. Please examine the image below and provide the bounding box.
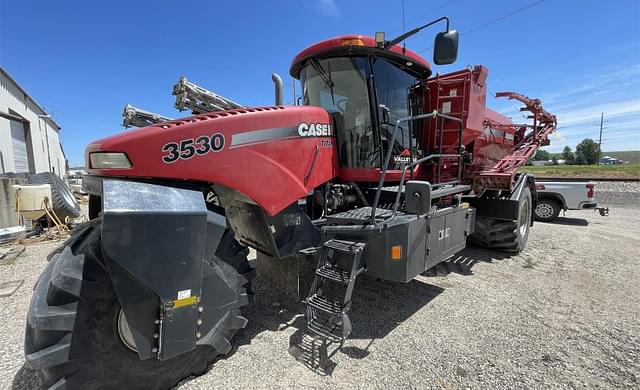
[597,112,604,166]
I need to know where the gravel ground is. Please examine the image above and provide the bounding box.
[594,181,640,207]
[2,185,639,389]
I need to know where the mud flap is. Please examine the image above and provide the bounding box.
[101,180,227,361]
[510,173,537,226]
[467,173,536,224]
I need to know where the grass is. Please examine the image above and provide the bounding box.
[548,150,640,163]
[520,164,640,179]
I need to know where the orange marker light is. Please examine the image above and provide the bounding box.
[391,245,402,260]
[341,38,365,46]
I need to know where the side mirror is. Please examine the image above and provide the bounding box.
[433,30,458,65]
[379,104,390,124]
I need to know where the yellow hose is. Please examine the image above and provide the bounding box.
[42,197,69,234]
[15,189,21,225]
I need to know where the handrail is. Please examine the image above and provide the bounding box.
[370,110,465,225]
[373,153,461,226]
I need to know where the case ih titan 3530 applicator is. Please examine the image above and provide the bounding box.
[24,16,556,389]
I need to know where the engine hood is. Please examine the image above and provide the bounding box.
[86,105,339,215]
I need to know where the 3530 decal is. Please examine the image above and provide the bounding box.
[162,133,225,163]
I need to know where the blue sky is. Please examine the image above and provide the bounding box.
[2,0,639,166]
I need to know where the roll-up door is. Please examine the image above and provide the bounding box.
[10,120,28,173]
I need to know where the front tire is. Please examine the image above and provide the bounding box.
[24,220,252,389]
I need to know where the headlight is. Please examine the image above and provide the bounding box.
[89,152,132,169]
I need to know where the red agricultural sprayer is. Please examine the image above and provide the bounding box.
[24,16,555,389]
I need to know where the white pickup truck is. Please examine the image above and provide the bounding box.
[534,181,607,222]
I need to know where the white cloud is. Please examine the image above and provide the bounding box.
[557,99,640,127]
[550,132,566,142]
[495,63,640,152]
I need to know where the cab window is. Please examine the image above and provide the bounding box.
[300,57,377,168]
[372,58,421,168]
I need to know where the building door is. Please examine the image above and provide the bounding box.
[10,120,29,173]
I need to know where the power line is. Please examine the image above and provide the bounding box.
[597,112,604,165]
[416,0,546,54]
[388,0,458,35]
[463,0,545,36]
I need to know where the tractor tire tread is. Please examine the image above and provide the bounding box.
[25,219,254,390]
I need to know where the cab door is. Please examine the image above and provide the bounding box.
[371,57,423,171]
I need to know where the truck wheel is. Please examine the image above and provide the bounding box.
[30,172,81,221]
[534,198,560,222]
[470,186,532,253]
[24,220,252,390]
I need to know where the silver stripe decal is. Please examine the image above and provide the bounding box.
[230,126,299,148]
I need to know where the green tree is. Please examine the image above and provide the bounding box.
[574,149,587,165]
[533,149,550,161]
[575,138,600,165]
[562,145,575,164]
[552,156,559,165]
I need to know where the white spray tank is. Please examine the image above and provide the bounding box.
[13,184,52,221]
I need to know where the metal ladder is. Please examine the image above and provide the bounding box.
[304,239,366,343]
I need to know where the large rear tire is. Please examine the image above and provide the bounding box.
[24,220,252,390]
[470,186,532,253]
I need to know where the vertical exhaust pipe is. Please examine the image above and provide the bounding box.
[271,73,283,105]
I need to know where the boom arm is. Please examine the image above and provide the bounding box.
[122,104,173,128]
[475,92,557,191]
[172,77,245,114]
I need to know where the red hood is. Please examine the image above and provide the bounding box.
[86,105,339,215]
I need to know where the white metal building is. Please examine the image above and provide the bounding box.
[0,68,66,176]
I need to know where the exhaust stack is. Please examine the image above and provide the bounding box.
[272,73,283,105]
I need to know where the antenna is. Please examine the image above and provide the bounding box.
[402,0,406,32]
[402,0,406,51]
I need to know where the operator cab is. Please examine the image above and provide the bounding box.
[300,53,424,170]
[290,27,457,180]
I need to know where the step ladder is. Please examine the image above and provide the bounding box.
[304,239,366,343]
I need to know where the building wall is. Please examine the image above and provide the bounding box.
[0,177,27,229]
[0,72,66,176]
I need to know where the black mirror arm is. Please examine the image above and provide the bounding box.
[385,16,450,48]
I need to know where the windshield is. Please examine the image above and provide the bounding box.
[372,57,422,169]
[300,57,377,168]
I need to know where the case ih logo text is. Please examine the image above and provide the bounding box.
[298,122,332,137]
[161,133,225,163]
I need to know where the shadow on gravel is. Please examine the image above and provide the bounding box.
[12,247,502,387]
[422,245,513,277]
[544,217,589,226]
[286,277,445,375]
[14,263,446,385]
